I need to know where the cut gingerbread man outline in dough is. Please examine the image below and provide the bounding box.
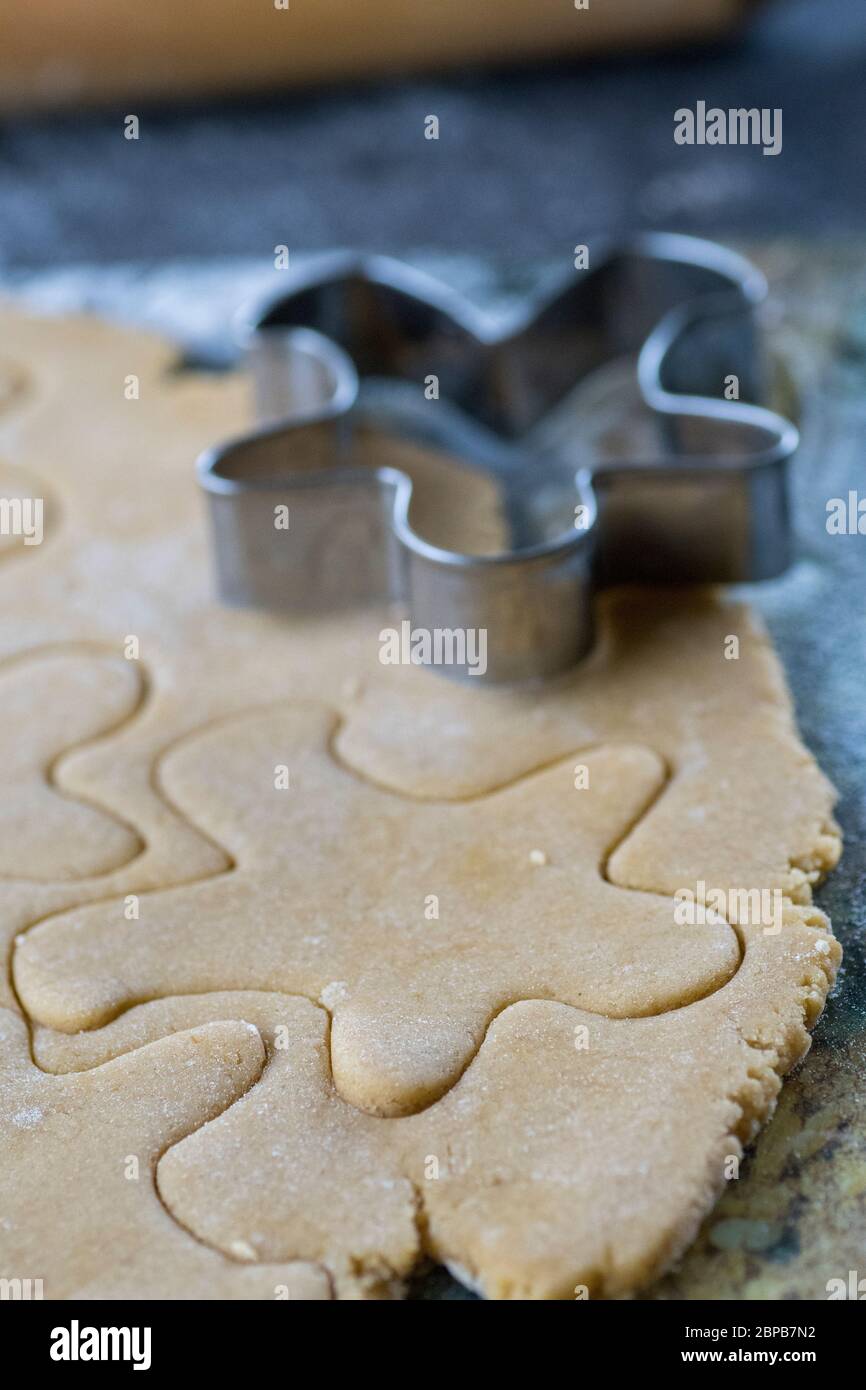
[0,1007,330,1299]
[30,898,840,1300]
[15,702,741,1117]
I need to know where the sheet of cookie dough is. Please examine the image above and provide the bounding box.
[28,905,839,1300]
[0,306,843,1298]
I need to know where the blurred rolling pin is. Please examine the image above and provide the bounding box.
[5,0,754,110]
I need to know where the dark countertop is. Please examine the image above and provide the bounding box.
[1,0,865,270]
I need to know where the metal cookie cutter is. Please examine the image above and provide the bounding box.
[197,233,797,684]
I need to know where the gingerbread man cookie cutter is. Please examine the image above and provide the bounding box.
[197,233,796,684]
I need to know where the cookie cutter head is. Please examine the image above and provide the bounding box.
[198,235,797,684]
[200,327,598,683]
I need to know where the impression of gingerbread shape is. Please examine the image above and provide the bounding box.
[0,1007,330,1299]
[15,703,739,1116]
[153,922,838,1300]
[32,898,839,1300]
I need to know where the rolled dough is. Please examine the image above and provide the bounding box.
[0,306,842,1298]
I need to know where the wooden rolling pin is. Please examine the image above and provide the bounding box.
[4,0,753,110]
